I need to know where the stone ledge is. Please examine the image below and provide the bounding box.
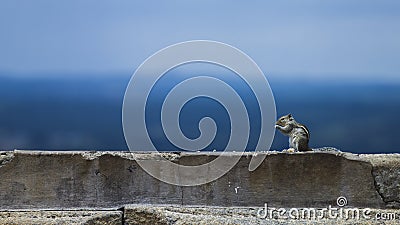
[0,149,399,210]
[123,205,400,225]
[0,210,122,225]
[1,206,400,225]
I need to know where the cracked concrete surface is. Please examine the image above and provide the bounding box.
[360,154,400,208]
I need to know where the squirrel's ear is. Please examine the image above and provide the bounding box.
[288,114,292,118]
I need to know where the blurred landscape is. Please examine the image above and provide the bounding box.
[0,73,398,153]
[1,1,399,154]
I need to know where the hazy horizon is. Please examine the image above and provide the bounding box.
[0,74,399,153]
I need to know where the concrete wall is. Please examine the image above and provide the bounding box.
[0,149,398,210]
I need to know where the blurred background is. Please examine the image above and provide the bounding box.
[0,0,399,153]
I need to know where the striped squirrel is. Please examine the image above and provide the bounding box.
[275,114,312,152]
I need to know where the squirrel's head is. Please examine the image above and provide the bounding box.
[276,114,294,126]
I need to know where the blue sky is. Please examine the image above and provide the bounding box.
[0,0,399,81]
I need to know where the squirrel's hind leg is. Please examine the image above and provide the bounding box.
[296,138,310,151]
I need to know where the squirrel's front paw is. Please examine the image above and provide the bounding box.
[287,148,296,153]
[282,148,296,153]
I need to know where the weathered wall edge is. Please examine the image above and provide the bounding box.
[0,148,399,210]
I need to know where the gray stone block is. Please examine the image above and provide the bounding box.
[0,150,397,209]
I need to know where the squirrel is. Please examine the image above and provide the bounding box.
[275,114,312,152]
